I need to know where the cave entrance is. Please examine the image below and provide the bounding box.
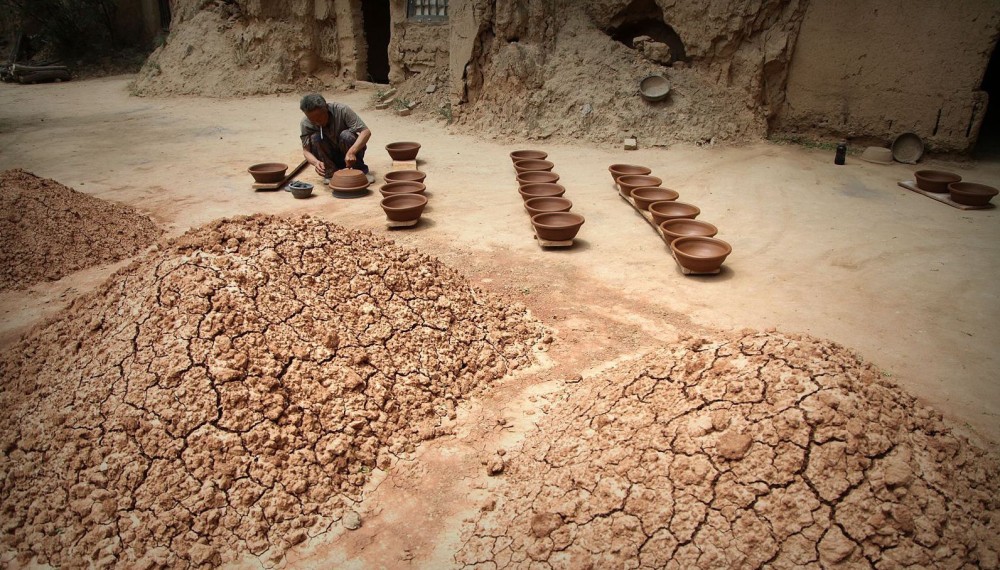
[361,0,390,84]
[607,0,687,64]
[157,0,171,30]
[974,40,1000,157]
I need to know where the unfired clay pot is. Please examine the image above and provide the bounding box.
[671,236,732,273]
[608,164,652,183]
[617,174,662,196]
[510,150,548,163]
[248,162,288,183]
[513,159,555,174]
[631,187,680,210]
[379,181,427,197]
[518,183,566,201]
[386,142,421,161]
[649,201,700,225]
[914,170,961,193]
[381,193,428,222]
[517,171,560,187]
[329,168,370,191]
[384,170,426,184]
[531,212,585,241]
[659,219,718,243]
[948,182,998,206]
[524,196,572,217]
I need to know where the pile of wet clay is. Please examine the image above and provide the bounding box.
[458,331,1000,569]
[0,214,544,568]
[0,169,160,291]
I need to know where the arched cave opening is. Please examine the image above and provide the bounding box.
[974,40,1000,157]
[361,0,391,84]
[606,0,687,65]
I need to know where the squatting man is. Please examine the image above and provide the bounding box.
[299,93,371,181]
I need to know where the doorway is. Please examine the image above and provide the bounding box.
[362,0,390,84]
[975,41,1000,157]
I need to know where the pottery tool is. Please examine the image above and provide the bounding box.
[897,180,995,211]
[252,160,308,191]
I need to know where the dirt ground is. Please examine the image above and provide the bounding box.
[1,76,999,567]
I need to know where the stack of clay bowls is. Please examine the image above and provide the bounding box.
[329,168,370,194]
[914,169,998,207]
[380,169,428,226]
[512,150,584,243]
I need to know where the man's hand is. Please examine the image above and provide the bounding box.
[345,151,357,168]
[314,161,326,176]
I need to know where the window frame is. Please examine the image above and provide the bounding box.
[406,0,448,22]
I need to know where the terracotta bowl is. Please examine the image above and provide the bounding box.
[948,182,998,206]
[513,159,555,174]
[386,142,421,161]
[631,187,680,210]
[248,162,288,183]
[384,170,426,184]
[609,164,652,184]
[518,183,566,201]
[531,212,585,242]
[381,193,428,222]
[379,181,427,197]
[617,174,662,196]
[671,237,732,273]
[510,149,548,163]
[329,168,370,190]
[524,196,572,217]
[649,201,700,225]
[914,170,961,193]
[659,219,718,243]
[517,171,560,187]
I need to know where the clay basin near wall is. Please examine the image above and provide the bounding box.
[608,164,652,184]
[384,170,426,184]
[948,182,998,206]
[631,187,680,210]
[380,193,428,222]
[531,212,585,242]
[386,142,421,161]
[518,183,566,201]
[329,168,370,191]
[510,150,548,163]
[914,170,961,193]
[617,174,662,197]
[248,162,288,183]
[524,196,573,217]
[517,171,560,188]
[671,236,732,273]
[513,159,555,174]
[659,219,719,243]
[649,201,700,225]
[379,181,427,197]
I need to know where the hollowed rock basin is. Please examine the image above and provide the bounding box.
[659,219,718,243]
[379,181,427,197]
[248,162,288,183]
[514,159,555,174]
[384,170,426,184]
[631,187,680,210]
[914,170,961,193]
[649,201,700,225]
[949,182,998,206]
[671,236,732,273]
[381,193,428,222]
[517,171,560,187]
[518,183,566,201]
[531,212,585,242]
[617,174,662,196]
[524,196,573,217]
[329,168,370,190]
[608,164,652,184]
[510,149,548,163]
[386,142,421,161]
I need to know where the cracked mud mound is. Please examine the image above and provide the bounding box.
[0,169,161,292]
[458,331,1000,569]
[0,214,544,568]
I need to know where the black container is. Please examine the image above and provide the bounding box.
[834,143,847,165]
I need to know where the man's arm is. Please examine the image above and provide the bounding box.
[302,145,326,176]
[344,128,371,168]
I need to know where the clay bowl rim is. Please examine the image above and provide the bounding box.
[517,171,561,187]
[658,218,719,242]
[617,174,663,193]
[513,159,556,173]
[648,200,701,223]
[631,186,680,209]
[380,193,429,210]
[530,211,586,230]
[510,149,548,163]
[524,196,573,217]
[914,169,962,193]
[383,170,427,183]
[948,181,998,205]
[379,181,427,196]
[670,236,733,265]
[385,141,421,152]
[608,164,652,180]
[518,183,566,201]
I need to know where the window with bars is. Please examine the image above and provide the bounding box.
[407,0,448,21]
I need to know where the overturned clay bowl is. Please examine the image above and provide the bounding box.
[519,183,566,201]
[671,236,732,273]
[609,164,652,184]
[617,174,662,197]
[659,219,718,243]
[248,162,288,183]
[914,170,962,193]
[381,193,428,222]
[384,169,426,184]
[948,182,998,206]
[631,187,680,210]
[514,159,555,174]
[329,168,370,191]
[386,141,421,161]
[649,201,700,225]
[510,149,548,163]
[379,181,427,197]
[524,196,573,217]
[517,171,560,188]
[531,212,585,242]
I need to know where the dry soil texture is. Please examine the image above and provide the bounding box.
[0,169,160,292]
[0,215,544,568]
[457,331,1000,569]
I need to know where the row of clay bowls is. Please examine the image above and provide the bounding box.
[913,169,998,206]
[610,164,732,273]
[511,150,586,242]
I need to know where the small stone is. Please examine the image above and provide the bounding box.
[716,430,753,460]
[343,511,362,530]
[818,526,856,564]
[426,84,437,93]
[624,138,638,151]
[581,103,592,116]
[530,512,563,538]
[487,457,505,476]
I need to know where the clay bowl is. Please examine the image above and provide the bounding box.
[510,150,548,163]
[288,181,314,199]
[381,193,428,222]
[617,174,662,197]
[671,237,732,273]
[248,162,288,183]
[379,181,427,197]
[386,142,421,161]
[517,171,560,188]
[518,183,566,201]
[648,201,700,225]
[608,164,652,184]
[524,196,573,217]
[514,159,555,174]
[948,182,998,206]
[639,74,671,102]
[531,212,585,242]
[631,187,680,210]
[384,170,426,184]
[659,219,718,243]
[329,168,370,191]
[914,170,962,193]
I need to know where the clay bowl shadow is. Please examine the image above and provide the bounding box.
[388,217,436,231]
[332,189,371,199]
